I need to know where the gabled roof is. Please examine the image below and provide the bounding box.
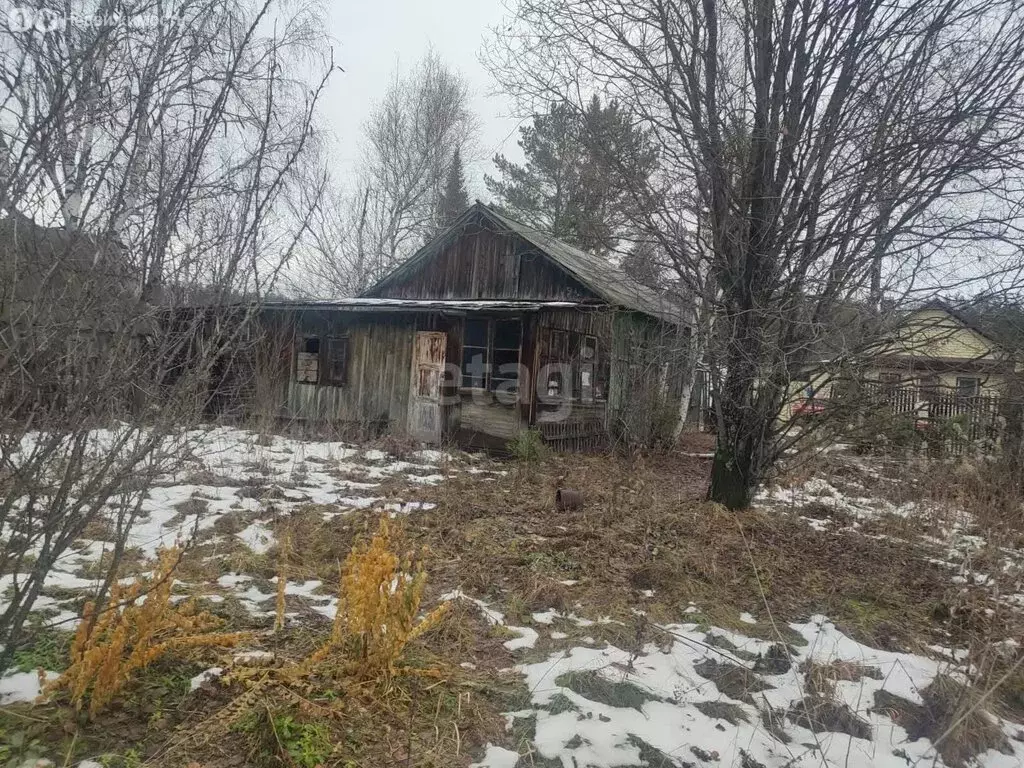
[915,299,1005,351]
[805,298,1012,365]
[260,298,585,313]
[362,202,688,326]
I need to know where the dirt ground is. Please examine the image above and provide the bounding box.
[2,433,1022,768]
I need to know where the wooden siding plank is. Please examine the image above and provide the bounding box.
[371,220,598,302]
[280,313,415,432]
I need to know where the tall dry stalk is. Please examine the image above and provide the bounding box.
[308,518,448,682]
[47,546,245,717]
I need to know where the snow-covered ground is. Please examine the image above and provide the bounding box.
[3,430,1022,768]
[0,426,489,701]
[468,606,1022,768]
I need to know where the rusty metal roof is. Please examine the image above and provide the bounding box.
[361,203,688,327]
[261,298,586,313]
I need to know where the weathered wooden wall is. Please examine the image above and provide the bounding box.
[459,397,522,445]
[529,308,613,450]
[261,310,418,433]
[247,305,689,450]
[608,312,690,446]
[366,216,598,302]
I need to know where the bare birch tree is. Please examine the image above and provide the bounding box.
[294,50,478,296]
[0,0,332,671]
[488,0,1024,507]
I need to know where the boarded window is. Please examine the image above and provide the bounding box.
[579,336,597,403]
[296,336,320,383]
[295,335,348,386]
[540,329,605,402]
[324,336,349,386]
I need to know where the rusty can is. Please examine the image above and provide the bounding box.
[555,488,583,511]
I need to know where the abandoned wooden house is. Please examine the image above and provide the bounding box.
[253,203,690,450]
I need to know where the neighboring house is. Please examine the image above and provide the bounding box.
[863,303,1015,398]
[248,202,690,449]
[0,213,129,316]
[0,214,145,413]
[788,301,1018,421]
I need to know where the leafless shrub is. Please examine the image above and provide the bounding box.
[0,0,334,672]
[294,50,478,296]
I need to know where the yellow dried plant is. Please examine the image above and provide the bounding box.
[47,546,245,717]
[308,517,447,681]
[166,521,446,758]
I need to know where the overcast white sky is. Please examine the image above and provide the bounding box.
[320,0,525,196]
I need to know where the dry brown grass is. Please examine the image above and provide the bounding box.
[775,448,1024,737]
[122,520,513,768]
[384,451,969,653]
[873,674,1014,768]
[8,444,1024,768]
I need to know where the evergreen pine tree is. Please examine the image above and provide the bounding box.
[485,97,657,256]
[437,149,470,228]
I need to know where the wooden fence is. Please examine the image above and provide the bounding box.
[858,382,1003,453]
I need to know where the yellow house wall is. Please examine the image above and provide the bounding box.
[860,367,1007,396]
[781,368,1007,421]
[781,309,1009,421]
[881,308,998,361]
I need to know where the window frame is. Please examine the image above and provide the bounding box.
[540,328,606,404]
[490,318,522,392]
[323,335,349,387]
[956,376,981,398]
[295,335,321,384]
[461,318,491,390]
[918,374,940,402]
[294,334,349,387]
[460,317,522,393]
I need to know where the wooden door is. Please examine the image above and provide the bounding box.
[408,331,446,443]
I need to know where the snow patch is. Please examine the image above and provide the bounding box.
[0,670,58,703]
[190,666,224,691]
[470,745,520,768]
[236,521,275,554]
[443,590,539,651]
[506,614,1011,768]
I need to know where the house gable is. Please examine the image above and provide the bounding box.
[362,207,602,304]
[886,307,1002,363]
